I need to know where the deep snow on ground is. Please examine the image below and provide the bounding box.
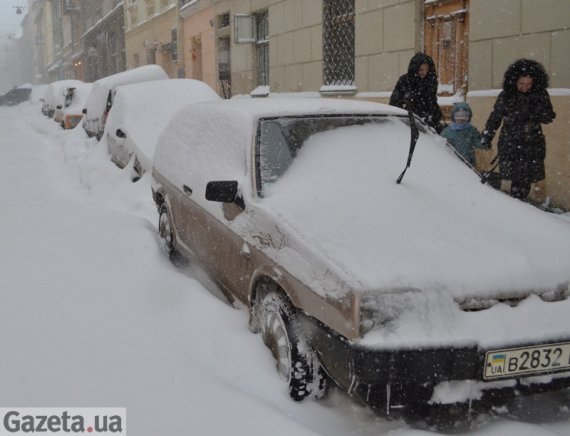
[0,102,569,435]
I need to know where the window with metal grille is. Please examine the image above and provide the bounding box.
[171,28,178,62]
[256,11,269,86]
[323,0,355,87]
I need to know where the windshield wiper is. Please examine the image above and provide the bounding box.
[396,101,420,184]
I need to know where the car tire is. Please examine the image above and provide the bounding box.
[260,291,328,401]
[158,204,182,265]
[131,156,142,182]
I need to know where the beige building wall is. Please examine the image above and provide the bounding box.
[125,0,179,77]
[215,0,421,96]
[468,0,570,210]
[180,2,218,93]
[356,0,420,93]
[469,0,570,90]
[44,0,55,71]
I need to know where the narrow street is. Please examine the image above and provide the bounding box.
[0,102,569,436]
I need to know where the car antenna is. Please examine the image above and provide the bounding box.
[396,98,420,184]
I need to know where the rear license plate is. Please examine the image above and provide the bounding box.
[484,342,570,380]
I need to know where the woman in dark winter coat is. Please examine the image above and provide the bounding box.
[389,52,444,132]
[482,59,556,200]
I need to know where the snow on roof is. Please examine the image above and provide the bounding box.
[105,79,221,171]
[64,83,94,114]
[191,97,407,120]
[45,80,84,107]
[84,65,169,132]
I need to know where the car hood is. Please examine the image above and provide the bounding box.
[255,121,570,303]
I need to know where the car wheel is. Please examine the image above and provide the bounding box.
[158,204,175,255]
[260,291,328,401]
[131,156,142,182]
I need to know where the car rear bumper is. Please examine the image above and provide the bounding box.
[64,115,83,129]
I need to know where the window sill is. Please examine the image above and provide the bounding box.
[319,84,357,96]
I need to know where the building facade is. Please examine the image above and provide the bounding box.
[202,0,570,208]
[81,0,126,82]
[124,0,179,77]
[179,0,217,91]
[14,0,570,209]
[61,0,84,80]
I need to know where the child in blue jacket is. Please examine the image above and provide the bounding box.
[441,102,488,165]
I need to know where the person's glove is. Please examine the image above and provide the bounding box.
[480,135,492,150]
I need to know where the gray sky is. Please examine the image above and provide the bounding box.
[0,0,25,38]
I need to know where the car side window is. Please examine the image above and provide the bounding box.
[258,120,295,191]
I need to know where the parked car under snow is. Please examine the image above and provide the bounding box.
[82,64,168,140]
[104,79,221,180]
[0,84,32,106]
[54,83,93,129]
[41,80,84,118]
[151,97,570,421]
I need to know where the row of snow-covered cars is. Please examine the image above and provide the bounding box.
[40,66,570,425]
[39,65,221,178]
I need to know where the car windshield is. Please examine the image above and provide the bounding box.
[256,115,408,196]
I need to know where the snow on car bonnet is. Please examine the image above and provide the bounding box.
[260,118,570,302]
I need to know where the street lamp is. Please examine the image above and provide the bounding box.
[13,5,26,15]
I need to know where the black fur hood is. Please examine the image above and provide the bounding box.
[406,52,438,81]
[502,59,549,94]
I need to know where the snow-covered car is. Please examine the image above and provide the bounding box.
[151,98,570,420]
[54,83,93,129]
[104,79,220,179]
[0,84,32,106]
[82,65,168,140]
[30,84,49,104]
[41,80,84,118]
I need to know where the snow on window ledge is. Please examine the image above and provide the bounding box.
[250,86,270,98]
[319,84,357,96]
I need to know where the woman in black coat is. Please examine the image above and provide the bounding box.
[482,59,556,200]
[389,52,443,132]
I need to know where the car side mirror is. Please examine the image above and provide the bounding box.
[82,108,87,114]
[116,128,127,139]
[205,180,244,209]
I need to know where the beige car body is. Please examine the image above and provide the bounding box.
[151,97,570,413]
[150,99,404,341]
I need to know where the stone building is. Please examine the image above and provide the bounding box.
[200,0,570,208]
[15,0,570,209]
[179,0,218,91]
[81,0,126,82]
[124,0,179,77]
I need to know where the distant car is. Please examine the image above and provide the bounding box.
[54,83,93,129]
[0,84,32,106]
[41,80,84,118]
[82,65,168,140]
[104,79,220,180]
[151,98,570,422]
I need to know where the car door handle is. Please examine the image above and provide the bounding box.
[183,185,193,196]
[240,242,251,259]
